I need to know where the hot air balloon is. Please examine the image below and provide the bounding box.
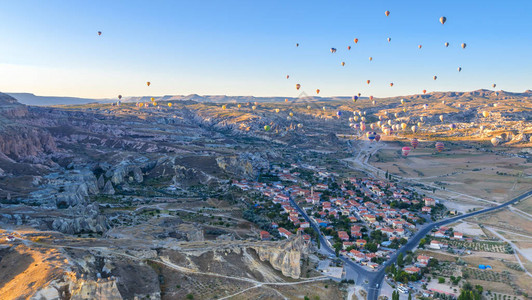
[418,45,422,49]
[289,112,294,117]
[390,83,394,87]
[439,115,444,122]
[411,138,419,149]
[423,104,428,110]
[387,120,393,126]
[354,116,359,122]
[286,75,289,79]
[139,103,144,108]
[147,82,151,86]
[341,62,345,66]
[275,108,280,113]
[401,99,405,105]
[337,111,342,117]
[384,111,388,116]
[330,48,337,53]
[440,16,447,25]
[264,125,271,131]
[348,46,351,50]
[411,125,418,133]
[118,95,122,100]
[449,123,456,130]
[402,147,411,156]
[394,113,399,118]
[480,125,485,131]
[306,105,311,110]
[360,122,366,131]
[433,75,437,80]
[403,108,407,113]
[458,67,462,72]
[296,84,301,90]
[385,10,390,17]
[401,123,407,130]
[358,93,361,97]
[367,80,371,85]
[492,83,496,88]
[98,31,102,36]
[370,123,376,130]
[423,89,427,94]
[222,105,227,110]
[442,100,446,105]
[372,100,377,105]
[370,96,374,100]
[435,142,444,152]
[151,97,155,102]
[375,134,381,142]
[168,103,172,107]
[445,42,449,47]
[316,89,321,94]
[368,132,376,141]
[491,137,501,146]
[420,116,424,122]
[369,57,373,61]
[252,106,257,110]
[461,43,467,49]
[354,38,359,44]
[297,123,303,128]
[237,104,242,108]
[482,111,490,118]
[353,95,358,102]
[387,37,391,42]
[296,43,299,47]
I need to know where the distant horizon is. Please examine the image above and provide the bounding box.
[1,1,531,98]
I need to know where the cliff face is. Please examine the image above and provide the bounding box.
[216,152,269,180]
[252,233,309,279]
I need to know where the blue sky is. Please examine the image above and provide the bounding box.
[0,0,530,98]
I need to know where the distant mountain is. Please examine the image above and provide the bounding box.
[124,94,358,104]
[7,93,111,106]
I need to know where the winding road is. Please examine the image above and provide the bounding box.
[289,179,532,300]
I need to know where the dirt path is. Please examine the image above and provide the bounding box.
[486,227,532,279]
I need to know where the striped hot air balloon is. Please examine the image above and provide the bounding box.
[435,142,444,152]
[411,138,419,149]
[402,147,411,156]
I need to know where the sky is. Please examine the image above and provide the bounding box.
[0,0,530,98]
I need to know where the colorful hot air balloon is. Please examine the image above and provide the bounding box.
[358,93,361,97]
[387,37,391,42]
[289,112,294,117]
[445,42,450,47]
[360,122,366,131]
[275,108,280,113]
[337,111,342,117]
[402,147,411,156]
[418,45,422,49]
[354,38,359,44]
[252,105,257,110]
[222,105,227,110]
[482,111,490,118]
[316,89,321,94]
[423,89,427,94]
[353,95,358,102]
[449,123,456,130]
[390,83,394,87]
[372,100,377,105]
[423,104,428,110]
[369,57,373,61]
[341,62,345,66]
[401,123,407,130]
[286,75,289,79]
[237,104,242,108]
[98,31,102,36]
[370,123,376,130]
[435,142,444,152]
[411,125,418,133]
[439,115,444,122]
[168,103,172,107]
[367,132,376,141]
[146,82,151,86]
[306,105,311,110]
[461,43,467,49]
[118,95,122,100]
[433,75,437,80]
[367,80,371,85]
[296,84,301,90]
[385,10,390,17]
[297,123,303,128]
[354,116,359,122]
[370,96,374,100]
[480,125,485,131]
[458,67,462,72]
[401,99,405,105]
[492,83,497,88]
[375,134,381,142]
[442,100,446,105]
[348,46,351,50]
[491,137,500,146]
[411,138,419,149]
[440,16,447,25]
[420,116,424,122]
[330,48,337,53]
[151,97,155,102]
[264,125,271,131]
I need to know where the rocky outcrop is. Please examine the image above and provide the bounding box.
[102,180,115,195]
[252,232,309,279]
[32,276,123,300]
[216,152,269,180]
[51,204,109,234]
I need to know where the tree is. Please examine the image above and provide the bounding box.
[408,292,412,300]
[438,277,445,284]
[186,294,194,300]
[397,253,404,267]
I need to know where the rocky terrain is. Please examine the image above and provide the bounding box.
[0,90,530,299]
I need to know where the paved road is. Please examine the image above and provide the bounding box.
[289,188,532,300]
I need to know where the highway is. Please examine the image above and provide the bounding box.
[289,188,532,300]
